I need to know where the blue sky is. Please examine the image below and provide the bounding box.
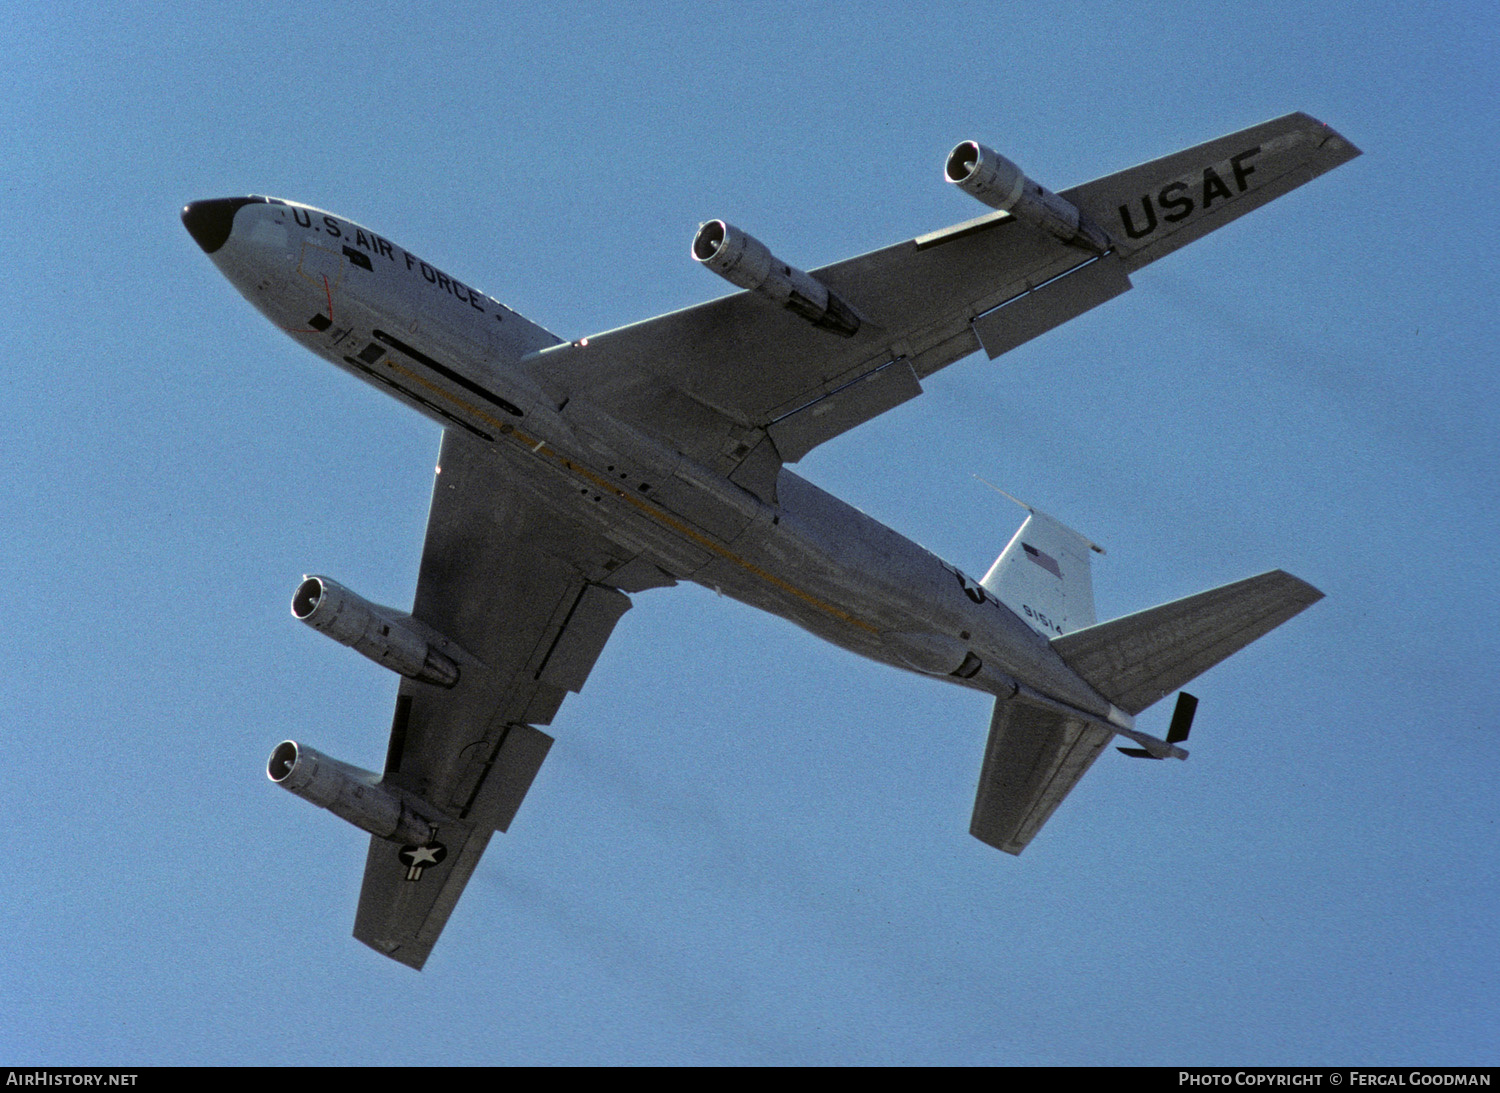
[3,1,1496,1065]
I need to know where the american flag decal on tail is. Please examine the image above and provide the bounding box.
[1022,542,1062,579]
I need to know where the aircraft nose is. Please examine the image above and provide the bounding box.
[181,196,264,254]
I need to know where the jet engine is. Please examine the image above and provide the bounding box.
[944,142,1111,255]
[291,575,460,687]
[267,740,445,844]
[692,220,860,337]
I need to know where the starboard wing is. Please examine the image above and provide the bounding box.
[352,428,653,968]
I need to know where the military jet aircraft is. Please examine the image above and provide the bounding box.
[183,112,1358,969]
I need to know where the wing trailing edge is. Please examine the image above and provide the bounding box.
[354,721,554,970]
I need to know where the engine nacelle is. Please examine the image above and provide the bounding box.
[692,220,860,337]
[944,141,1111,255]
[291,575,460,687]
[267,740,444,845]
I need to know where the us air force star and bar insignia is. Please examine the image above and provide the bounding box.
[953,568,988,605]
[399,841,447,881]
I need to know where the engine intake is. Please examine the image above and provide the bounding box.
[944,141,1111,255]
[692,220,860,337]
[267,740,447,845]
[292,575,460,687]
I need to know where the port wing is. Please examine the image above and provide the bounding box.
[527,114,1357,475]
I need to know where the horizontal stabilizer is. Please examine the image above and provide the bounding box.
[1052,570,1323,716]
[970,698,1114,855]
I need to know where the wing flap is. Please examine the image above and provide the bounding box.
[971,254,1132,360]
[766,358,923,462]
[970,699,1114,855]
[353,722,553,970]
[536,583,633,693]
[1051,569,1324,715]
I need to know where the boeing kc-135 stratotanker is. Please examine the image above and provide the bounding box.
[183,113,1359,969]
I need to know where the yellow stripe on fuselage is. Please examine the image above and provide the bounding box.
[380,356,881,636]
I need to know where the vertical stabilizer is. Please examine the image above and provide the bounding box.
[980,506,1102,638]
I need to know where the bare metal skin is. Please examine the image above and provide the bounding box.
[184,114,1356,967]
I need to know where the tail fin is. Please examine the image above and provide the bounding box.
[1062,112,1360,273]
[971,569,1321,855]
[1051,570,1323,715]
[981,505,1103,638]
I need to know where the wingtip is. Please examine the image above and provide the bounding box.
[356,931,429,970]
[1282,111,1362,164]
[1308,115,1362,162]
[1262,569,1326,606]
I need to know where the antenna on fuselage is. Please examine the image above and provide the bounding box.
[970,476,1106,555]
